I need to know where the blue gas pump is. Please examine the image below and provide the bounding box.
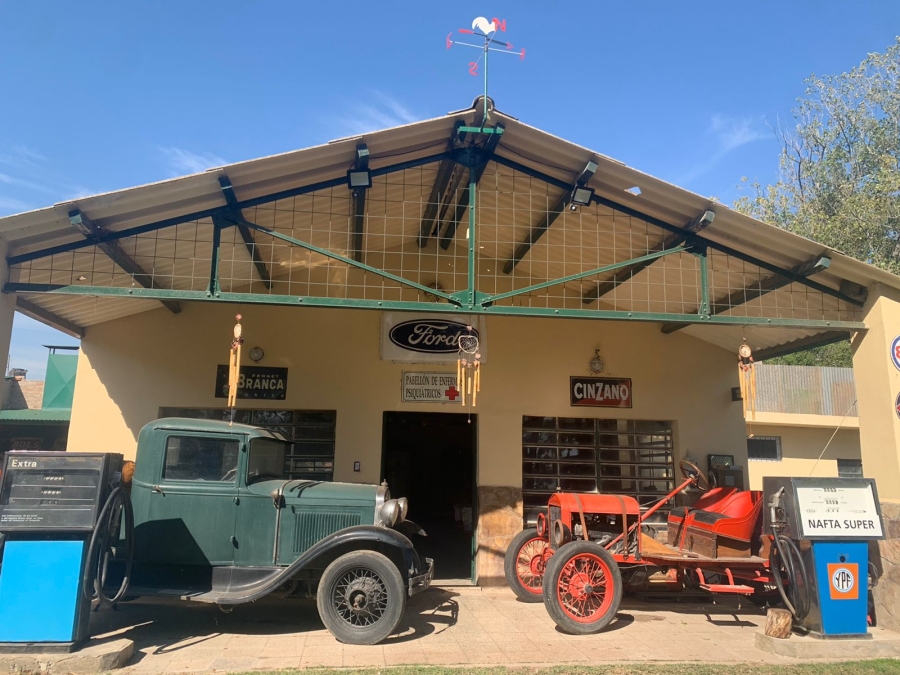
[0,452,126,652]
[764,476,884,638]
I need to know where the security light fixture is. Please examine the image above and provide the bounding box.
[569,186,594,211]
[347,168,371,190]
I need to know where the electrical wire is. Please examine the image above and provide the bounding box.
[808,398,858,476]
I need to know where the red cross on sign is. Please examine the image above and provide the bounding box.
[445,385,460,401]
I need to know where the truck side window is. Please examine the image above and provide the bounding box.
[164,436,240,482]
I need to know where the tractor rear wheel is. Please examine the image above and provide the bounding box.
[542,540,622,635]
[504,528,550,602]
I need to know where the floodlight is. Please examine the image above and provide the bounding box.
[571,186,594,206]
[347,168,371,189]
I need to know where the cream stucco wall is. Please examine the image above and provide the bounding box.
[67,302,748,486]
[746,423,861,490]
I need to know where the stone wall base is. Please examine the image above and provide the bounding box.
[475,485,522,586]
[872,501,900,632]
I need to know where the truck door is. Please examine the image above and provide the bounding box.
[146,433,241,566]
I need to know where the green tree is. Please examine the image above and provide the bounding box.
[736,39,900,366]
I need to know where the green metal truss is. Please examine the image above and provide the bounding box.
[3,124,867,333]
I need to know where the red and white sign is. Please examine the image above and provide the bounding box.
[401,372,462,404]
[570,377,632,408]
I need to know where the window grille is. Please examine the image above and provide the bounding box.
[837,458,863,478]
[747,436,781,461]
[522,416,674,527]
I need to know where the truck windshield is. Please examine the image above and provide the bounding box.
[247,438,289,484]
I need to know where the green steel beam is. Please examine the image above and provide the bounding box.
[14,297,85,339]
[582,209,714,304]
[67,209,182,314]
[2,282,869,331]
[661,254,832,335]
[239,221,459,303]
[439,125,504,250]
[457,126,504,135]
[696,244,710,316]
[482,246,686,305]
[208,218,223,295]
[467,158,477,304]
[753,330,854,361]
[219,175,272,289]
[503,160,599,274]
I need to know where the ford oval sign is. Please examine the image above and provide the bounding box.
[388,319,476,354]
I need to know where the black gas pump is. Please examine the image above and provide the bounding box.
[0,451,131,652]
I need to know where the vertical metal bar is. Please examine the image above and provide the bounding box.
[467,164,476,305]
[697,247,710,317]
[209,221,222,296]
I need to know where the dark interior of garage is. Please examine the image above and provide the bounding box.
[382,411,476,581]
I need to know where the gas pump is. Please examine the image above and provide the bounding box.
[764,476,884,638]
[0,451,131,652]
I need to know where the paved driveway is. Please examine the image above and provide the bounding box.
[87,586,854,672]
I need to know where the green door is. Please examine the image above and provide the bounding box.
[145,433,242,566]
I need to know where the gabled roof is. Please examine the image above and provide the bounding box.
[0,98,888,355]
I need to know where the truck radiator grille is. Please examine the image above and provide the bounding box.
[292,511,361,554]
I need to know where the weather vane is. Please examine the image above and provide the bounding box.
[446,17,525,125]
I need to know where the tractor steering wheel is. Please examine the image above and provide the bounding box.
[679,459,709,492]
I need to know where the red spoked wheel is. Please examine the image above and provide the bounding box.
[504,528,550,603]
[542,541,622,634]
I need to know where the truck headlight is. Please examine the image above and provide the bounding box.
[380,499,401,527]
[397,497,408,521]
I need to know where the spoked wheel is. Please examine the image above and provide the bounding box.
[504,528,551,602]
[542,541,623,635]
[316,550,406,645]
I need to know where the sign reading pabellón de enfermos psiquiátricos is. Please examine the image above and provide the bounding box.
[215,365,287,400]
[401,372,462,404]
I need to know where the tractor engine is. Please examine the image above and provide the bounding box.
[545,492,642,553]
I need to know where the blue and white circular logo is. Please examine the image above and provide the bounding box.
[832,566,855,594]
[892,336,900,371]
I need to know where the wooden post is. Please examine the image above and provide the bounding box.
[764,608,793,639]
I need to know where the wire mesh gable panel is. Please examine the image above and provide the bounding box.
[705,250,860,323]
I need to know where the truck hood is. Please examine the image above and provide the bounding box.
[246,479,378,507]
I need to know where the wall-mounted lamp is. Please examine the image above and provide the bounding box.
[569,186,594,211]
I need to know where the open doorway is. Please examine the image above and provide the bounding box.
[382,412,476,581]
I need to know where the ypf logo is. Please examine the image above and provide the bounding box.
[827,563,859,600]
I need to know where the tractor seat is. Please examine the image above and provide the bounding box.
[668,487,737,522]
[684,490,763,542]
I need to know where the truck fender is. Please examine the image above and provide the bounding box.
[218,525,419,605]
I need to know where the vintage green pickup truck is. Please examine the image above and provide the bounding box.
[107,417,433,645]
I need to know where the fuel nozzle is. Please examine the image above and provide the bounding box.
[768,486,787,533]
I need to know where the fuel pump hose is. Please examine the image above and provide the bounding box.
[769,532,811,622]
[82,486,134,608]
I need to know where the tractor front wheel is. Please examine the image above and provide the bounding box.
[504,528,550,602]
[542,541,622,635]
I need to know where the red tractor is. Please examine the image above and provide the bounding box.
[505,461,779,634]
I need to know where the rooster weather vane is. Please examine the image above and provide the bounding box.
[447,17,525,125]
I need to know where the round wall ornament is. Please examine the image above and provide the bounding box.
[589,349,603,374]
[249,346,265,363]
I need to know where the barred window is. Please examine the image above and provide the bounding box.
[747,436,781,461]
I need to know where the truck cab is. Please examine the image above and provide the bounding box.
[123,418,433,644]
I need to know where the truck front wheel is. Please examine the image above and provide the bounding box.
[316,550,406,645]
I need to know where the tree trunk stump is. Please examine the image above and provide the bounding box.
[765,608,793,639]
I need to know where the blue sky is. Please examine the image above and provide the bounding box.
[1,2,897,378]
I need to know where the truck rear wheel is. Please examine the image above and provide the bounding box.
[504,528,549,602]
[316,550,406,645]
[541,541,622,635]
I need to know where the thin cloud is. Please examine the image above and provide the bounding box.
[672,114,767,186]
[710,114,767,151]
[0,145,46,169]
[330,92,421,136]
[0,196,34,213]
[158,146,226,176]
[0,145,99,216]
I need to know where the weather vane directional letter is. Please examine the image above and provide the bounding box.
[447,17,525,124]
